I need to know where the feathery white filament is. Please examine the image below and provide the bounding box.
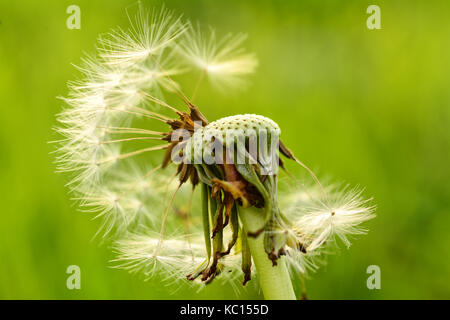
[113,232,244,288]
[179,27,258,90]
[284,185,375,252]
[99,7,188,67]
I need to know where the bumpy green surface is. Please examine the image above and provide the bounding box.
[185,114,280,162]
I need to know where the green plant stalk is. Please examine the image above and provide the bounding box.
[239,206,296,300]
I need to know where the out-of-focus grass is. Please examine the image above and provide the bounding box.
[0,0,448,299]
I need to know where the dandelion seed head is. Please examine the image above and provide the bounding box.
[54,4,374,292]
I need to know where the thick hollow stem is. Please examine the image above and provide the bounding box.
[239,206,296,300]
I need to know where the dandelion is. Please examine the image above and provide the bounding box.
[54,5,375,300]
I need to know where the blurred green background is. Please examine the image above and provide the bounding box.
[0,0,449,299]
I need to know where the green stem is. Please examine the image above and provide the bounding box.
[239,206,296,300]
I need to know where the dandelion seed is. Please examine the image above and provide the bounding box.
[285,185,375,252]
[178,26,258,91]
[99,6,188,68]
